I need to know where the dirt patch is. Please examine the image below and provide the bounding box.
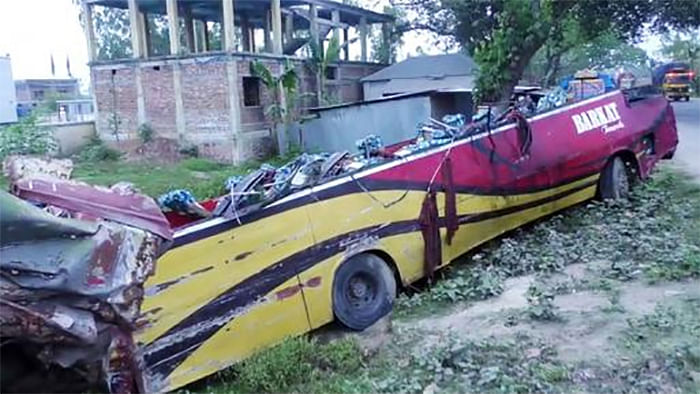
[618,280,700,314]
[399,268,700,365]
[125,137,184,164]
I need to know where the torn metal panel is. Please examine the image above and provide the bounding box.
[0,180,170,393]
[12,177,172,240]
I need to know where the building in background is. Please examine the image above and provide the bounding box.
[82,0,394,163]
[0,56,18,124]
[15,78,87,118]
[360,54,478,100]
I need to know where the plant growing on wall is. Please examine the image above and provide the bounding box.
[251,60,299,126]
[251,59,311,152]
[251,60,316,152]
[307,36,341,105]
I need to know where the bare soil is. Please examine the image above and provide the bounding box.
[396,263,700,365]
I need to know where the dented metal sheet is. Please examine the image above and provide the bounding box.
[0,180,170,393]
[12,177,172,240]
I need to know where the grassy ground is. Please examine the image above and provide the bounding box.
[73,152,304,200]
[2,152,299,200]
[73,158,248,200]
[185,166,700,394]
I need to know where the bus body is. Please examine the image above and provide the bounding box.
[1,89,678,393]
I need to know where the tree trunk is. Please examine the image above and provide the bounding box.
[489,39,546,111]
[544,52,562,87]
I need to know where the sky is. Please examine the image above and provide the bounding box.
[0,0,666,93]
[0,0,90,87]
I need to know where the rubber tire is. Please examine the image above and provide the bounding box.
[332,253,396,331]
[685,96,691,102]
[599,156,630,200]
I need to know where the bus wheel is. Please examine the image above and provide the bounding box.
[599,156,630,200]
[332,253,396,331]
[685,96,691,101]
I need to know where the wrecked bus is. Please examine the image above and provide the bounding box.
[0,88,678,393]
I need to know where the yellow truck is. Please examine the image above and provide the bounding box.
[661,66,693,101]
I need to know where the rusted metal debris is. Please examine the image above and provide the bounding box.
[0,160,172,393]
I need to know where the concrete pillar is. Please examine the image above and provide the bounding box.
[193,20,201,52]
[135,67,146,125]
[271,0,283,55]
[359,17,367,62]
[166,0,181,55]
[285,13,294,44]
[241,15,251,52]
[203,22,210,51]
[222,0,236,52]
[142,12,152,57]
[139,12,151,58]
[309,4,319,49]
[81,1,97,61]
[226,61,242,162]
[343,28,349,61]
[264,9,272,52]
[173,64,186,143]
[183,6,195,53]
[331,10,340,42]
[128,0,144,58]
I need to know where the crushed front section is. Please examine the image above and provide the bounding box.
[0,168,172,393]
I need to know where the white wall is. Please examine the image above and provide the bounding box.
[49,121,95,156]
[0,57,17,124]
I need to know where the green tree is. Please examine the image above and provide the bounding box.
[307,36,341,104]
[251,60,309,152]
[526,28,651,86]
[407,0,700,104]
[251,60,300,126]
[370,5,407,64]
[93,6,132,60]
[75,2,184,60]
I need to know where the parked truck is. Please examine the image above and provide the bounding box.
[653,62,694,101]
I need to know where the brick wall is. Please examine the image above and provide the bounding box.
[92,55,383,163]
[141,65,176,138]
[93,67,138,141]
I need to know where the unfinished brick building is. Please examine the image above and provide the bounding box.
[82,0,392,162]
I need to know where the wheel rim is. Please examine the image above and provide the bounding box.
[345,272,378,309]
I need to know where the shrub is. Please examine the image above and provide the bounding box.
[75,136,122,162]
[526,283,559,321]
[0,113,57,159]
[215,336,363,393]
[178,144,199,158]
[137,123,154,144]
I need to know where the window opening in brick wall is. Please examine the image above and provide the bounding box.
[243,77,261,107]
[325,66,338,80]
